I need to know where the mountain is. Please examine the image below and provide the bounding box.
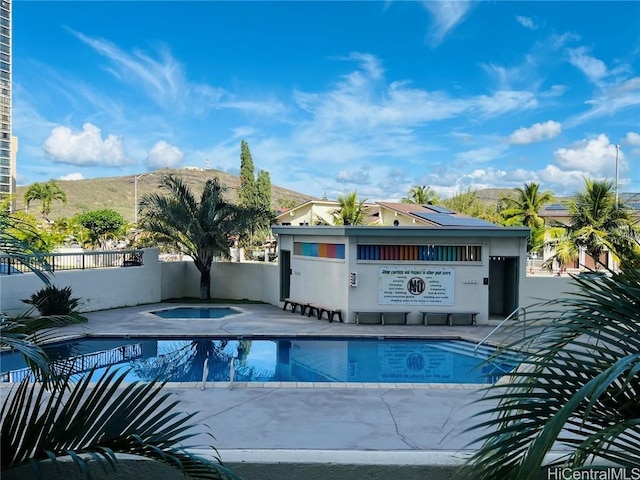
[15,168,317,222]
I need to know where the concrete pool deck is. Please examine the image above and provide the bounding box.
[5,302,522,479]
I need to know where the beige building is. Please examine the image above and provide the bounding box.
[275,199,380,226]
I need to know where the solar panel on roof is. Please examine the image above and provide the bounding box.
[423,205,455,214]
[545,204,568,210]
[413,212,499,227]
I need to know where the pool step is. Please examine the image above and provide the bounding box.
[432,340,521,364]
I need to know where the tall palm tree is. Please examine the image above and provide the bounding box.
[401,185,440,205]
[569,178,635,263]
[23,181,67,220]
[501,182,553,253]
[139,174,267,299]
[333,191,368,226]
[546,178,637,269]
[501,182,553,228]
[462,244,640,479]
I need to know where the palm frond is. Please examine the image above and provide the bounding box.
[462,264,640,479]
[0,366,242,479]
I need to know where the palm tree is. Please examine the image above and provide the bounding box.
[333,191,368,226]
[501,182,553,253]
[23,181,67,220]
[401,185,440,205]
[546,179,637,269]
[139,174,267,299]
[0,215,242,480]
[462,243,640,479]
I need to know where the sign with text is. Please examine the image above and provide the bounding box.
[378,266,455,305]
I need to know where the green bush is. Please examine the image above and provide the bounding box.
[22,285,81,316]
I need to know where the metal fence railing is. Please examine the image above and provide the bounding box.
[0,249,145,275]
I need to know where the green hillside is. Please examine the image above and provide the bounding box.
[15,168,316,222]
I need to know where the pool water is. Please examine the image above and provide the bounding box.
[150,307,241,319]
[1,337,520,384]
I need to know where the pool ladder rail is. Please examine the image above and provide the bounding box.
[200,357,238,391]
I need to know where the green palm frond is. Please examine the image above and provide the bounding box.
[1,312,87,386]
[462,264,640,479]
[0,366,242,480]
[0,215,53,283]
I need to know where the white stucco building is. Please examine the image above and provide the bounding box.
[272,223,530,325]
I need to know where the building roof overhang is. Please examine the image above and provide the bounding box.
[272,225,531,238]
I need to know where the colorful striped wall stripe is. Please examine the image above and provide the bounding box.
[357,245,481,262]
[294,242,345,259]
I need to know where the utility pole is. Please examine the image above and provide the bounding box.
[615,144,621,206]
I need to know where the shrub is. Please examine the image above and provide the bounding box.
[22,285,81,316]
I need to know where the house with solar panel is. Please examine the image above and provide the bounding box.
[272,201,530,326]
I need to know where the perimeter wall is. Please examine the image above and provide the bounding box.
[1,251,581,318]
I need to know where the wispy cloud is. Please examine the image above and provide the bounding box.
[336,168,371,185]
[516,16,537,30]
[69,29,284,117]
[567,46,608,85]
[565,77,640,127]
[423,1,474,47]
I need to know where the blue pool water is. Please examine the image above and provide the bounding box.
[1,337,519,384]
[150,307,241,319]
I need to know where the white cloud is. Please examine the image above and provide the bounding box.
[455,145,509,164]
[624,131,640,146]
[59,173,84,181]
[565,77,640,127]
[567,47,608,84]
[336,169,371,185]
[516,16,537,30]
[43,123,128,166]
[553,134,624,177]
[145,141,184,169]
[423,1,474,46]
[538,165,588,192]
[70,29,284,117]
[508,120,562,145]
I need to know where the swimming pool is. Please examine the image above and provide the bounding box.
[150,307,241,319]
[1,337,519,384]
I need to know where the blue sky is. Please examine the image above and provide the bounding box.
[15,1,640,200]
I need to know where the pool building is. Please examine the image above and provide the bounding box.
[273,216,530,325]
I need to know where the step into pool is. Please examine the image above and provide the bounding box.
[1,337,520,384]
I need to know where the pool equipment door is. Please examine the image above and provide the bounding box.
[488,256,519,317]
[280,250,291,301]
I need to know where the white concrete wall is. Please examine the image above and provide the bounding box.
[160,260,187,299]
[166,260,280,305]
[0,249,161,316]
[520,276,582,316]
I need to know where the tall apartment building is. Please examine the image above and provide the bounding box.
[0,0,11,209]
